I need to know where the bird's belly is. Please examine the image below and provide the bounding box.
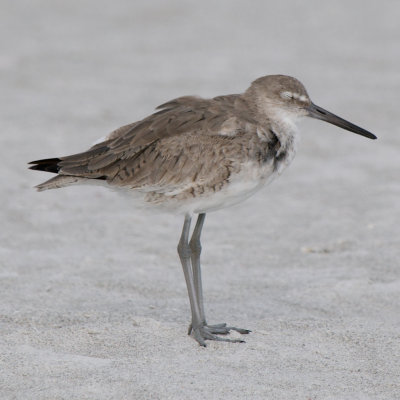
[196,161,278,212]
[139,159,280,214]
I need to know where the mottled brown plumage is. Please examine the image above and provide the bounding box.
[30,77,300,213]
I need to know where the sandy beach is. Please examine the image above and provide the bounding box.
[1,1,399,398]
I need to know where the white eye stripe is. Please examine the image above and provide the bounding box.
[280,91,308,102]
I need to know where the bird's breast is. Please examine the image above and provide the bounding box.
[251,125,297,175]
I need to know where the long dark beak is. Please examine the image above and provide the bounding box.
[307,103,377,140]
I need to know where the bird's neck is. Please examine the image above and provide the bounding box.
[267,109,300,162]
[271,108,299,139]
[241,92,300,148]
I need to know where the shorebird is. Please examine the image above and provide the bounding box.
[29,75,376,346]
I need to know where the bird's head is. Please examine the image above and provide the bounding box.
[246,74,377,140]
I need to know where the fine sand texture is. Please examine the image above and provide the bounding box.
[1,1,400,399]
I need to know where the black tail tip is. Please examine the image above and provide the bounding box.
[28,158,61,173]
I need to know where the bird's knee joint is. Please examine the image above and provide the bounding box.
[177,242,191,259]
[189,239,202,255]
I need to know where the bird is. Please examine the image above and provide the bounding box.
[29,75,377,346]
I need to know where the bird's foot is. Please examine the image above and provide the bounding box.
[188,322,251,347]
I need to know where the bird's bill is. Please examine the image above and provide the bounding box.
[307,103,377,140]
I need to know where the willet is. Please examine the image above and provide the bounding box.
[29,75,376,346]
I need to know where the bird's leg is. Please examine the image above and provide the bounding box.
[178,214,246,346]
[178,215,203,333]
[183,213,251,344]
[189,213,207,327]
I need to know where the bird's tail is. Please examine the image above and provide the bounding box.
[29,158,88,191]
[33,175,88,192]
[28,158,61,173]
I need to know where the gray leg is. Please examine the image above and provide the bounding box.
[179,214,250,346]
[188,214,225,334]
[189,213,207,325]
[177,214,203,334]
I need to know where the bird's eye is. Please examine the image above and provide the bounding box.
[280,91,294,100]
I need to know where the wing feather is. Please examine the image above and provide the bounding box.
[40,94,256,186]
